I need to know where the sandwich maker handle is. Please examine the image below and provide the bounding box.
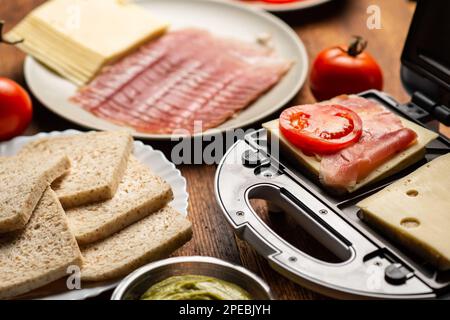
[237,181,431,297]
[215,137,435,298]
[242,182,362,264]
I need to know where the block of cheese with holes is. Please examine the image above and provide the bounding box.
[357,154,450,270]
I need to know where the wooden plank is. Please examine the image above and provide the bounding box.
[174,164,242,264]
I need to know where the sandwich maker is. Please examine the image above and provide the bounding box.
[215,0,450,299]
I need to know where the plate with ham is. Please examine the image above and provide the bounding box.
[23,0,308,139]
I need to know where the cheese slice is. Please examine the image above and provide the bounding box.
[16,19,101,70]
[11,22,95,81]
[6,0,169,85]
[357,154,450,270]
[263,117,438,193]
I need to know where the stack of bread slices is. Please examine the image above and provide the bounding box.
[0,131,192,299]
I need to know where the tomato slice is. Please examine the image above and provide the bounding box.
[279,104,363,154]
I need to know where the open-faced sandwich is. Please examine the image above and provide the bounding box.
[263,94,450,272]
[263,95,439,193]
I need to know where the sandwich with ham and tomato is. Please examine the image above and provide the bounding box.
[263,95,438,193]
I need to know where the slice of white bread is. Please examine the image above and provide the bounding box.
[19,131,133,208]
[357,154,450,270]
[80,206,192,281]
[66,156,173,245]
[0,188,82,299]
[263,114,438,193]
[0,154,70,233]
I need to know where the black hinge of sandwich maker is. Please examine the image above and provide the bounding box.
[396,91,450,128]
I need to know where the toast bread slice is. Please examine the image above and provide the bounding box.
[80,206,192,281]
[19,131,133,208]
[0,188,82,299]
[0,154,70,233]
[67,157,173,245]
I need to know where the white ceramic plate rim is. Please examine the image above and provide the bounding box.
[0,130,189,300]
[23,0,308,141]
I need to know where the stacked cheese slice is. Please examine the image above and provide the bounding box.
[6,0,168,85]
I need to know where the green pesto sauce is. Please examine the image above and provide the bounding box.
[140,275,252,300]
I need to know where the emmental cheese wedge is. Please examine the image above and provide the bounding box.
[263,113,438,193]
[6,0,168,85]
[357,154,450,270]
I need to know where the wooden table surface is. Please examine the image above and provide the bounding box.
[2,0,447,300]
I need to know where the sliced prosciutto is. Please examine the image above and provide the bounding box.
[319,95,417,189]
[71,29,292,134]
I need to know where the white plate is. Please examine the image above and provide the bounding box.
[0,130,189,300]
[24,0,308,140]
[231,0,332,12]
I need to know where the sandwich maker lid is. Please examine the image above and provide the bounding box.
[400,0,450,126]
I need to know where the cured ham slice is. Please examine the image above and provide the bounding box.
[72,29,292,134]
[319,96,418,189]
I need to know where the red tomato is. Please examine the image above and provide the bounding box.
[310,36,383,101]
[279,104,363,154]
[0,78,32,141]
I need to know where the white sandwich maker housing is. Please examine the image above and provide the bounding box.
[215,0,450,299]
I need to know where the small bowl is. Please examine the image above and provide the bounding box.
[111,256,274,300]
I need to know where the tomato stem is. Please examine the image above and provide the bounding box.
[347,36,367,57]
[0,20,23,45]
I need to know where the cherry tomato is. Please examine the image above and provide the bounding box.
[0,78,33,141]
[279,103,363,154]
[310,36,383,101]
